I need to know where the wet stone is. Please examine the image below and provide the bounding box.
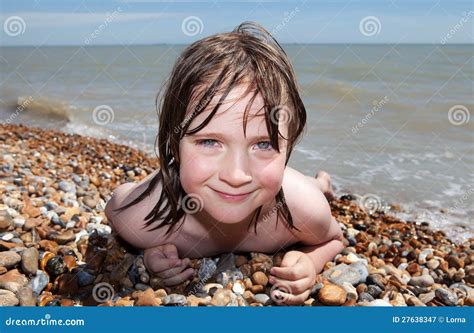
[435,288,458,306]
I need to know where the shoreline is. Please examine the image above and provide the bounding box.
[0,123,472,307]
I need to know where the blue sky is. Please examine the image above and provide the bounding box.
[1,0,473,45]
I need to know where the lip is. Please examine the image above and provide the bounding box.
[211,188,254,202]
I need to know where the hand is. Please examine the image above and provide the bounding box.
[268,250,316,305]
[143,243,194,287]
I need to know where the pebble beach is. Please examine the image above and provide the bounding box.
[0,123,472,307]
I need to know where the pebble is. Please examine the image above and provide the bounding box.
[318,284,347,306]
[0,269,28,293]
[0,211,13,231]
[409,275,434,287]
[358,292,375,303]
[21,247,39,275]
[364,299,393,306]
[58,181,76,194]
[323,262,368,286]
[254,293,271,305]
[0,251,21,269]
[251,271,268,286]
[17,286,36,306]
[162,293,187,306]
[135,288,161,306]
[211,288,234,306]
[435,288,458,306]
[0,289,19,306]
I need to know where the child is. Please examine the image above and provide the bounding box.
[105,22,344,305]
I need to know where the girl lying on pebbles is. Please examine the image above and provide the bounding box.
[105,22,344,305]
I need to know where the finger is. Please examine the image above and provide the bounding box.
[279,250,301,268]
[271,288,311,306]
[161,243,179,259]
[145,255,181,274]
[270,263,306,280]
[269,276,312,295]
[161,267,194,286]
[157,259,191,279]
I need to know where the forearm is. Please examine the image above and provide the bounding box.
[296,239,345,274]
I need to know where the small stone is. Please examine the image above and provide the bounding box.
[323,262,368,286]
[49,230,76,245]
[418,249,433,265]
[426,259,440,270]
[0,289,19,306]
[211,288,233,306]
[0,269,28,293]
[251,271,268,286]
[363,299,393,306]
[235,255,248,267]
[198,258,217,281]
[154,289,168,299]
[0,251,21,268]
[232,280,245,295]
[435,288,458,306]
[418,291,435,304]
[250,284,264,294]
[162,294,187,306]
[203,283,223,294]
[17,286,36,306]
[135,288,161,306]
[318,284,347,306]
[366,274,386,290]
[83,196,98,209]
[13,218,25,228]
[446,255,464,269]
[358,292,374,303]
[76,270,96,287]
[409,275,434,287]
[21,247,39,275]
[341,282,358,300]
[406,296,426,306]
[0,210,13,231]
[59,181,76,194]
[45,256,67,276]
[367,284,383,298]
[254,293,271,305]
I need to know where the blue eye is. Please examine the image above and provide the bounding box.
[255,141,273,150]
[197,139,218,147]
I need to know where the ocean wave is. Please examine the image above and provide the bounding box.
[15,95,85,121]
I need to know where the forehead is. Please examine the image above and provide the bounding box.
[188,85,267,134]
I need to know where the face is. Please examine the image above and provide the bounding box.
[178,85,289,226]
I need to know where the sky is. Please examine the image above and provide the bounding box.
[0,0,473,46]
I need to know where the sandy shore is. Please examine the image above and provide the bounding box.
[0,123,472,307]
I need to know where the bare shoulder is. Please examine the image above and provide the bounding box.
[282,167,340,245]
[104,169,168,249]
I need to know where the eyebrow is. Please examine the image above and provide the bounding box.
[189,132,271,141]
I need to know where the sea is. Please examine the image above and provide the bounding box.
[1,44,472,243]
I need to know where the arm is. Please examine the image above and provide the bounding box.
[269,186,344,304]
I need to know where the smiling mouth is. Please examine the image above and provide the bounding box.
[211,188,254,201]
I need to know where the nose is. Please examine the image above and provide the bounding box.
[219,150,252,187]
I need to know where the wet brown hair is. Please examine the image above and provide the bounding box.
[117,21,306,235]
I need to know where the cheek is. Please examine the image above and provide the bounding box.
[255,160,285,194]
[178,145,215,192]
